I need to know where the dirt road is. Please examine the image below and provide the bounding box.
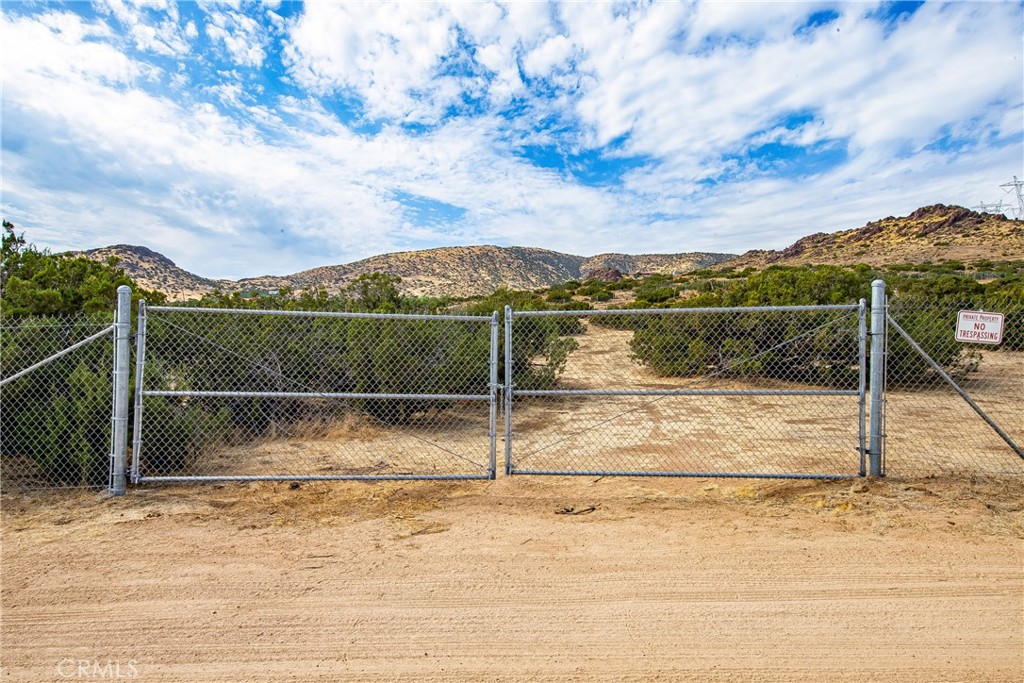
[2,475,1022,682]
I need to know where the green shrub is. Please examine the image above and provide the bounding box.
[0,317,114,484]
[634,283,677,304]
[546,287,572,303]
[607,277,638,291]
[575,281,606,297]
[342,317,490,423]
[630,309,860,387]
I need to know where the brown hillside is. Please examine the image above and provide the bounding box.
[722,205,1024,271]
[286,246,584,298]
[80,244,733,301]
[582,253,729,276]
[291,247,733,298]
[76,245,230,301]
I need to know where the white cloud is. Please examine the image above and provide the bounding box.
[281,1,582,122]
[3,11,139,85]
[561,0,1022,183]
[283,2,461,122]
[95,0,194,57]
[685,0,836,46]
[522,34,574,77]
[202,4,271,68]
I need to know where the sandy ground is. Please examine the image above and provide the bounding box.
[2,474,1023,683]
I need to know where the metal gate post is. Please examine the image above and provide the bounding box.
[130,301,148,484]
[868,280,887,477]
[109,285,131,496]
[858,298,867,476]
[488,311,499,480]
[504,305,513,475]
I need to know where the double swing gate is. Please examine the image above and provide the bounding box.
[3,281,1021,494]
[132,300,872,484]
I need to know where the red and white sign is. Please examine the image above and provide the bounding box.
[955,310,1004,345]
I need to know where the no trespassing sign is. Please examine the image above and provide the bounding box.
[955,310,1004,345]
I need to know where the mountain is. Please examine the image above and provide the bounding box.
[79,244,734,300]
[77,245,232,300]
[720,205,1024,271]
[285,247,733,298]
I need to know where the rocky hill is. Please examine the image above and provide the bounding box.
[721,205,1024,271]
[80,244,733,301]
[76,245,232,300]
[285,247,733,298]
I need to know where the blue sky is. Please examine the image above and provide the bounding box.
[2,1,1022,279]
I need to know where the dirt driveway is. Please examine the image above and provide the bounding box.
[2,475,1022,682]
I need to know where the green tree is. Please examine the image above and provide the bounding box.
[347,272,401,312]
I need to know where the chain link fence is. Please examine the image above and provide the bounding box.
[4,288,1021,491]
[1,313,116,489]
[132,305,499,481]
[884,293,1024,476]
[504,304,868,478]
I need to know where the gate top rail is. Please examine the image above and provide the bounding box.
[146,305,493,323]
[514,304,861,317]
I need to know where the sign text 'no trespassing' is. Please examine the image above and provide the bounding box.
[955,310,1004,345]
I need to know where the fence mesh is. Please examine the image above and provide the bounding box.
[506,306,866,477]
[134,307,496,480]
[1,313,115,489]
[884,295,1024,477]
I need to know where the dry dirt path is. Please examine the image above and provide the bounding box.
[2,475,1022,682]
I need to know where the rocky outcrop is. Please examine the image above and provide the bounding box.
[582,268,624,282]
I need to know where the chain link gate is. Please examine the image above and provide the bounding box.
[131,304,499,482]
[880,283,1024,477]
[504,303,868,479]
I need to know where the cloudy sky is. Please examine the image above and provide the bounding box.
[2,1,1022,279]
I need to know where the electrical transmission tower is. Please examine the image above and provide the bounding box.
[998,176,1024,218]
[972,199,1010,214]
